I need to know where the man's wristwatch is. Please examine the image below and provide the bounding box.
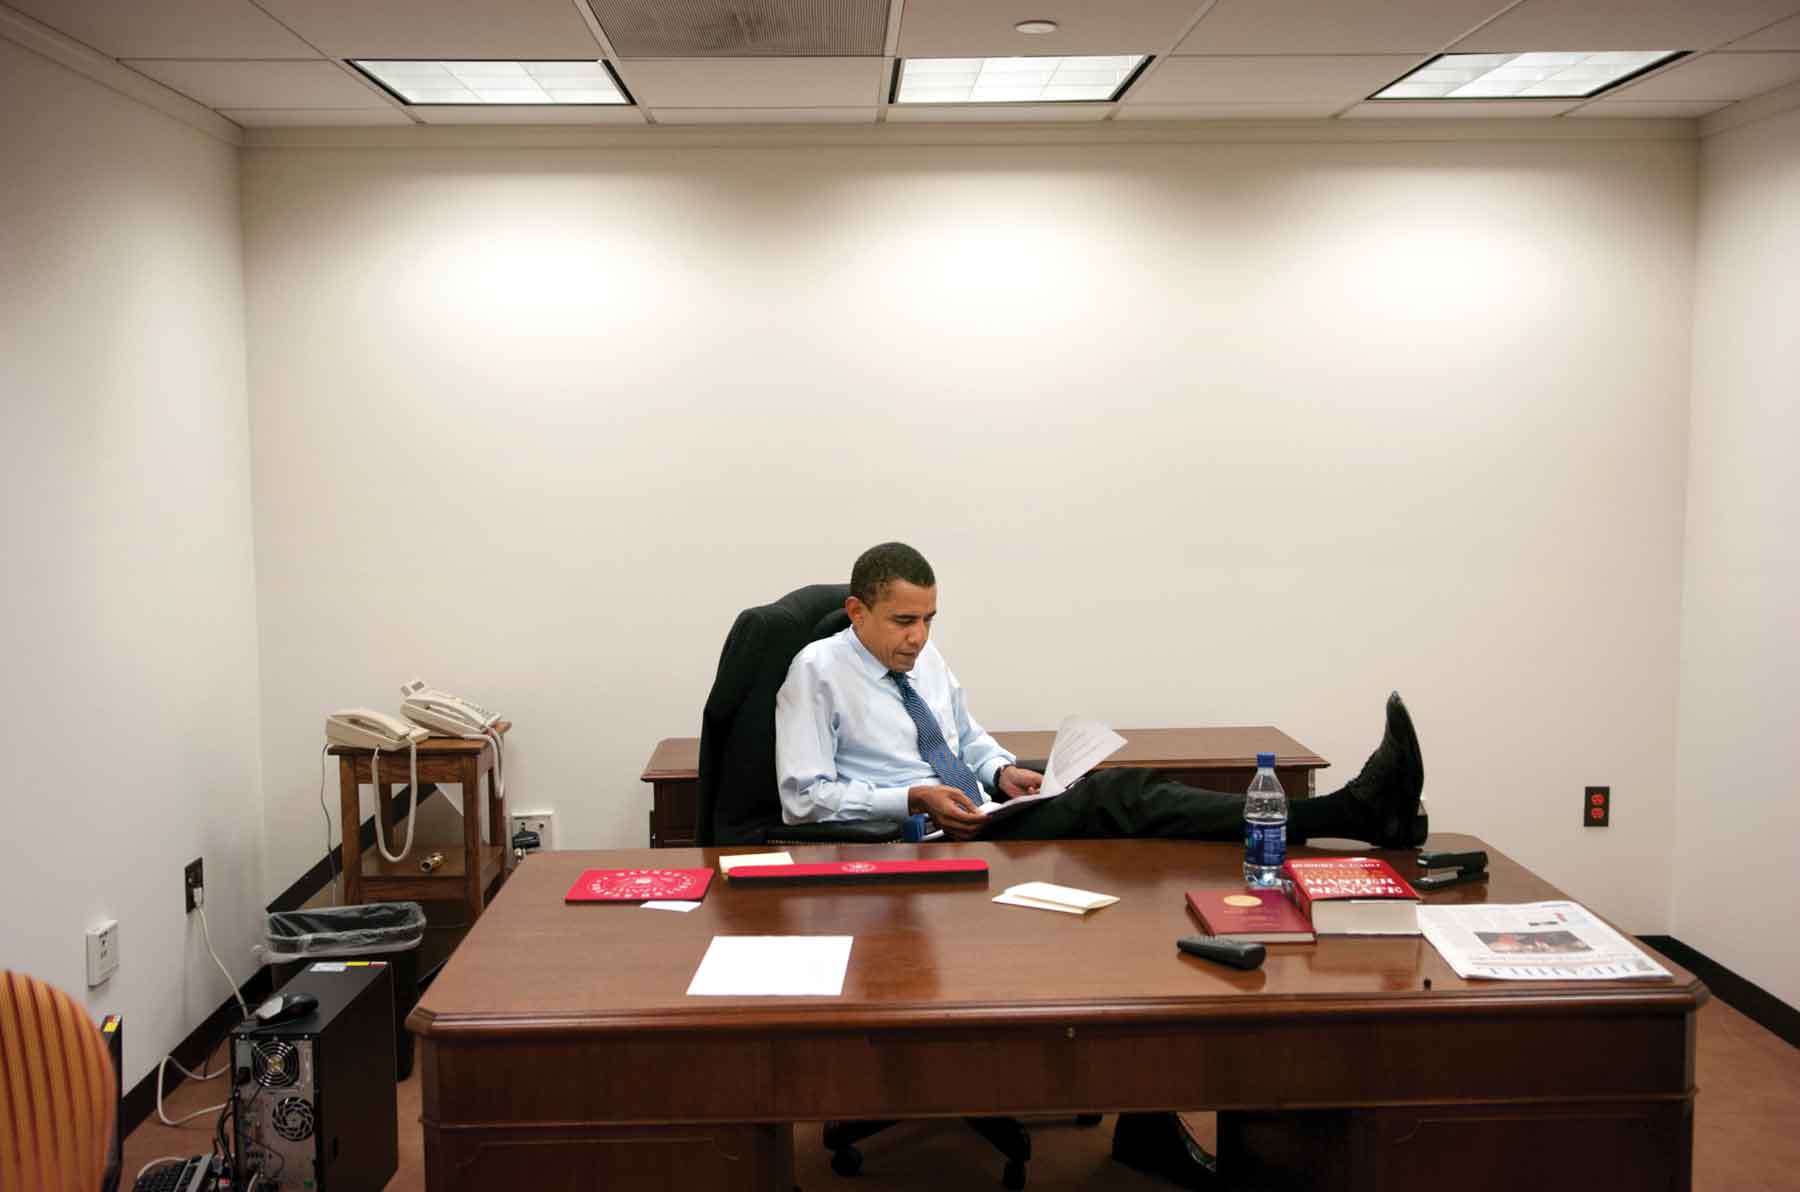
[992,764,1012,792]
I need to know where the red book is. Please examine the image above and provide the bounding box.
[1186,888,1316,942]
[1280,856,1420,935]
[726,858,988,885]
[564,868,714,903]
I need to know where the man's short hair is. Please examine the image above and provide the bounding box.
[850,542,935,608]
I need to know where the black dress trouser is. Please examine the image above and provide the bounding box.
[978,767,1347,842]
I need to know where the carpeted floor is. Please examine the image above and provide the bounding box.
[126,994,1798,1190]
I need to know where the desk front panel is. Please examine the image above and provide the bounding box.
[412,836,1700,1190]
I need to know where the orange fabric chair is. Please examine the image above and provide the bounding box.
[0,970,118,1192]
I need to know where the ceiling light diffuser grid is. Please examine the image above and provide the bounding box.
[352,60,633,105]
[893,56,1149,104]
[1371,51,1684,100]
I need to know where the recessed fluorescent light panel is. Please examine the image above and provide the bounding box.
[894,56,1148,104]
[351,60,630,105]
[1372,51,1683,100]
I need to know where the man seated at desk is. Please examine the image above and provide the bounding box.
[775,541,1427,1188]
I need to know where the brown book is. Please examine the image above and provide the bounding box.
[1186,888,1316,943]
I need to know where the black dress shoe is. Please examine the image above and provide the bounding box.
[1110,1111,1219,1190]
[1337,692,1426,848]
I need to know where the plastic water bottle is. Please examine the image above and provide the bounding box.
[1243,751,1288,887]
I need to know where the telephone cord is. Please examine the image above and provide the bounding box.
[369,737,421,862]
[318,744,336,905]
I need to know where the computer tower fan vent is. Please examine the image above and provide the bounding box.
[272,1096,315,1141]
[252,1041,300,1088]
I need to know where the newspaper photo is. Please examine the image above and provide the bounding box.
[1416,901,1672,981]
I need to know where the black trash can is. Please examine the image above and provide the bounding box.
[265,901,426,1080]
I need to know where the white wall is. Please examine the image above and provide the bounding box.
[243,134,1696,931]
[1674,106,1800,1004]
[0,37,263,1090]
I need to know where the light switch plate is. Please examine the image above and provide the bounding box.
[86,919,119,986]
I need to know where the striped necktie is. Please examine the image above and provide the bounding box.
[889,671,984,806]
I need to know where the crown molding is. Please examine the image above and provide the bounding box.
[241,114,1698,152]
[1700,79,1800,139]
[0,3,243,146]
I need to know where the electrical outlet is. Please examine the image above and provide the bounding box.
[86,919,119,986]
[510,811,555,853]
[184,857,205,912]
[1584,786,1610,827]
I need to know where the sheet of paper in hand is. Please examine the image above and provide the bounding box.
[980,715,1126,823]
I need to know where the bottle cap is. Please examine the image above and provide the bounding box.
[1256,752,1276,767]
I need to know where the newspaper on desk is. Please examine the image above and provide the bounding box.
[1417,901,1671,981]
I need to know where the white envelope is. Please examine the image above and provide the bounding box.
[992,881,1119,914]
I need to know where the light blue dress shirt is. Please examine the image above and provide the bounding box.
[775,626,1015,825]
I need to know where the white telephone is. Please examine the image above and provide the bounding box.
[325,708,430,863]
[400,679,506,802]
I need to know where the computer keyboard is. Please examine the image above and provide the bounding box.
[131,1155,210,1192]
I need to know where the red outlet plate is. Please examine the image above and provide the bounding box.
[1584,786,1610,827]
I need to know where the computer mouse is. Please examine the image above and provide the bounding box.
[253,991,319,1024]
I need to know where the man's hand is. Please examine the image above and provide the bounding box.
[997,766,1044,799]
[907,785,987,840]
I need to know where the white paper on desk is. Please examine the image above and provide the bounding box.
[992,882,1119,915]
[642,900,703,912]
[1037,716,1127,799]
[686,936,855,996]
[718,851,794,874]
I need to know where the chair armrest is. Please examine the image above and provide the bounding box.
[767,822,904,845]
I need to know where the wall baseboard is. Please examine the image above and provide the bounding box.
[1640,936,1800,1049]
[121,965,273,1144]
[265,785,441,913]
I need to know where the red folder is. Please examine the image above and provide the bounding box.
[726,858,989,885]
[564,867,714,903]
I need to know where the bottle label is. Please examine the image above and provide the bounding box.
[1244,820,1287,869]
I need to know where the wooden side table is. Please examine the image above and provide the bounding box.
[329,722,511,922]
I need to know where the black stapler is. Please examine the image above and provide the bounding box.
[1415,848,1490,891]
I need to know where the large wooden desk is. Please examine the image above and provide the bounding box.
[410,835,1703,1192]
[640,726,1329,846]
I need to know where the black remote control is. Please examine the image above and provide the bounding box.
[1177,935,1266,971]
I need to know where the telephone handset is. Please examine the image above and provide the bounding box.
[324,708,429,862]
[325,708,429,751]
[400,679,506,801]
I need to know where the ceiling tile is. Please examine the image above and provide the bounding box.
[254,0,601,58]
[1115,101,1344,119]
[8,0,320,59]
[221,108,415,126]
[616,58,882,107]
[650,107,877,124]
[884,103,1114,122]
[1341,99,1580,117]
[411,105,648,124]
[1454,0,1800,54]
[1129,56,1417,105]
[590,0,888,57]
[1570,99,1731,117]
[125,59,388,109]
[1176,0,1514,55]
[897,0,1202,57]
[1728,13,1800,49]
[1602,51,1800,99]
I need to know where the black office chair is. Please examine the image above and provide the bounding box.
[697,583,1033,1188]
